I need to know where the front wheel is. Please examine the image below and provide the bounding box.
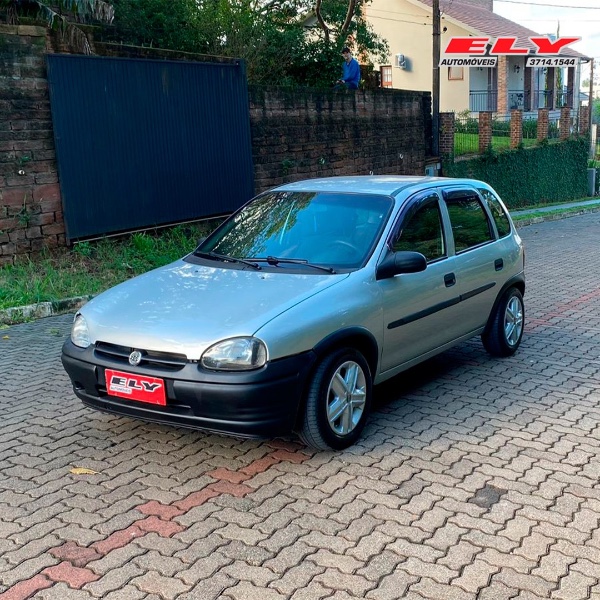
[299,348,372,451]
[482,287,524,357]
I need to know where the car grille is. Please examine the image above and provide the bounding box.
[95,341,188,371]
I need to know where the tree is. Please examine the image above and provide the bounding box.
[106,0,387,87]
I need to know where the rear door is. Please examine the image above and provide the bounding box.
[440,187,500,335]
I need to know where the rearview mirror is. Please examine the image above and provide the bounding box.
[376,251,427,280]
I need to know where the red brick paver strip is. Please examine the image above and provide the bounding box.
[91,526,146,555]
[136,500,185,520]
[43,562,100,588]
[0,575,52,600]
[173,488,221,512]
[206,468,252,484]
[48,542,102,568]
[135,516,185,537]
[209,481,254,497]
[239,455,281,476]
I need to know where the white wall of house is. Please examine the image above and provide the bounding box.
[366,0,477,112]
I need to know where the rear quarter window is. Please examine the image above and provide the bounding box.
[479,188,511,238]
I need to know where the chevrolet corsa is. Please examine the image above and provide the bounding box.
[62,176,525,450]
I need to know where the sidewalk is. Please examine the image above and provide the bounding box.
[1,197,599,326]
[511,197,600,217]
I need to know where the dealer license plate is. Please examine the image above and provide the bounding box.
[105,369,166,406]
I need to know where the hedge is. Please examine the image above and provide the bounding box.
[443,137,589,209]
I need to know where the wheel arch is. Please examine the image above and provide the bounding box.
[312,327,379,379]
[292,327,379,432]
[484,274,525,336]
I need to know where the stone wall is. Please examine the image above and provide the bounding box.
[249,86,432,193]
[0,25,62,266]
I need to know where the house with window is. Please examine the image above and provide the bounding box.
[365,0,590,115]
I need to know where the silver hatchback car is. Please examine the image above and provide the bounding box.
[62,176,525,450]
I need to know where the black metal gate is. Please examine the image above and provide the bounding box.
[47,54,254,241]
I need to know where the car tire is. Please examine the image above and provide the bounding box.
[299,348,372,451]
[482,287,524,357]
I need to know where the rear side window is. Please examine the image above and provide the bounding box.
[479,188,511,238]
[445,194,494,252]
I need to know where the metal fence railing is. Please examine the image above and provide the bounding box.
[522,114,538,141]
[451,110,577,157]
[548,114,561,140]
[468,90,575,115]
[454,112,479,155]
[469,90,497,113]
[490,114,511,151]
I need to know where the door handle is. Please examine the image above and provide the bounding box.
[495,258,504,271]
[444,273,456,287]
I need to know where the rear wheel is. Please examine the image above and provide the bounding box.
[482,287,524,357]
[299,348,372,451]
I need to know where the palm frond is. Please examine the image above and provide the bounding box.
[10,0,114,24]
[62,19,92,53]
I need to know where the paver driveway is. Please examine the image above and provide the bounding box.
[1,212,600,600]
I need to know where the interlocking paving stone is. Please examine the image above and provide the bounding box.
[222,581,288,600]
[130,571,191,599]
[2,213,600,598]
[82,563,144,597]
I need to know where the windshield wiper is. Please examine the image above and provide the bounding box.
[194,250,261,270]
[250,256,336,274]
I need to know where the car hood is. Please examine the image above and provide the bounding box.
[81,259,349,359]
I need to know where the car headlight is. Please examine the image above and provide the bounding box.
[201,337,267,371]
[71,314,91,348]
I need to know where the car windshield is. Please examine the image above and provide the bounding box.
[197,191,393,270]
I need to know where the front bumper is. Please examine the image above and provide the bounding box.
[61,340,316,438]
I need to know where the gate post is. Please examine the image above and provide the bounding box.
[479,112,493,154]
[579,105,590,134]
[440,112,455,156]
[559,106,571,140]
[510,110,523,149]
[537,108,549,142]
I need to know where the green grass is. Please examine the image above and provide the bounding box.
[454,134,538,156]
[0,221,221,311]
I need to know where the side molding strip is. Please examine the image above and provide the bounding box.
[387,282,496,330]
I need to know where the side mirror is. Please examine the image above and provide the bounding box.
[376,250,427,280]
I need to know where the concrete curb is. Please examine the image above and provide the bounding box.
[1,205,599,326]
[0,295,93,326]
[512,204,600,228]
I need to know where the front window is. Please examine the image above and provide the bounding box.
[198,191,393,270]
[392,196,446,262]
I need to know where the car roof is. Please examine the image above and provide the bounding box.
[273,176,484,197]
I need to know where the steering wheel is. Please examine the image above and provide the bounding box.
[321,240,362,261]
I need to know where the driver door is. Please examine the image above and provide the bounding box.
[378,192,466,374]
